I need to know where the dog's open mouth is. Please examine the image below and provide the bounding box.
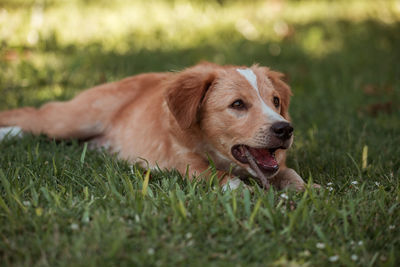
[231,145,280,189]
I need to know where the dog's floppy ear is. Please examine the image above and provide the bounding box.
[266,69,292,120]
[165,67,216,129]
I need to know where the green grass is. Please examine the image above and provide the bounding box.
[1,0,400,266]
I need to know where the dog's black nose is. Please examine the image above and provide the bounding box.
[271,121,293,140]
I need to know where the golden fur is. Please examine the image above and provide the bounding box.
[0,62,317,190]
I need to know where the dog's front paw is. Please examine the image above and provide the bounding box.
[222,177,243,191]
[272,168,322,191]
[221,177,256,192]
[270,168,307,191]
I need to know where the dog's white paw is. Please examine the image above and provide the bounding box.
[0,126,23,141]
[222,177,243,192]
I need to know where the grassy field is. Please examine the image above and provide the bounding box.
[0,0,399,266]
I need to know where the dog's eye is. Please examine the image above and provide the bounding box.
[230,99,246,110]
[273,96,280,108]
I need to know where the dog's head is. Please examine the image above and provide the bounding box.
[166,62,293,178]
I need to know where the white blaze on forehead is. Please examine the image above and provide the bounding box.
[236,68,258,91]
[236,68,285,122]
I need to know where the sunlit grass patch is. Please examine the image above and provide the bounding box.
[1,0,399,52]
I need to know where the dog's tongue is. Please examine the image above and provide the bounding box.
[247,147,278,171]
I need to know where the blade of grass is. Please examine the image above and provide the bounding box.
[142,169,150,197]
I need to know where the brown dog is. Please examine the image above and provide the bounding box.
[0,62,316,190]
